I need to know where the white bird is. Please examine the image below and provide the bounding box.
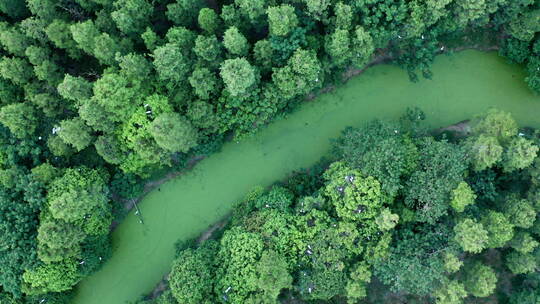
[79,260,85,265]
[225,286,232,293]
[421,35,425,39]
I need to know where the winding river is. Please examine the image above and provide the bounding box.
[72,50,540,304]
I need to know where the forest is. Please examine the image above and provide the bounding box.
[145,109,540,304]
[0,0,539,303]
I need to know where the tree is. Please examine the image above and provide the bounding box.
[220,58,257,97]
[189,68,218,100]
[255,250,292,301]
[0,189,40,297]
[433,280,468,304]
[215,227,264,303]
[94,135,125,165]
[473,109,517,141]
[267,5,298,36]
[45,20,82,59]
[464,262,497,298]
[481,210,514,248]
[323,161,384,223]
[57,75,93,102]
[375,208,399,230]
[57,118,94,151]
[351,26,375,68]
[0,103,38,138]
[272,49,322,99]
[93,33,128,65]
[510,232,539,254]
[223,27,249,56]
[167,0,205,27]
[92,72,143,122]
[198,8,220,33]
[0,25,31,57]
[335,2,353,30]
[70,20,100,55]
[150,113,198,153]
[345,262,371,303]
[450,181,476,212]
[325,29,351,66]
[194,35,222,63]
[111,0,153,36]
[0,57,34,86]
[404,138,468,223]
[443,252,463,273]
[453,218,488,253]
[502,137,539,172]
[37,219,85,262]
[169,243,217,304]
[303,0,331,21]
[235,0,266,22]
[153,43,191,86]
[22,259,80,294]
[505,198,536,228]
[505,251,537,274]
[374,225,452,296]
[47,167,110,224]
[468,135,503,171]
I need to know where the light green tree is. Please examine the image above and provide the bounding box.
[450,181,476,212]
[454,218,488,253]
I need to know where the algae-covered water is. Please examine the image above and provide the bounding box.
[72,50,540,304]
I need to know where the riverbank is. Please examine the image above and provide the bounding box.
[117,44,500,225]
[73,50,540,304]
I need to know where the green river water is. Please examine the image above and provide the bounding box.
[73,50,540,304]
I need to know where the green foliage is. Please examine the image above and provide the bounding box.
[272,48,322,99]
[374,225,453,296]
[223,27,249,56]
[453,218,488,253]
[22,259,80,294]
[510,231,539,254]
[220,58,258,97]
[463,262,497,298]
[506,198,537,228]
[450,181,477,212]
[198,8,220,34]
[506,251,537,274]
[404,138,468,223]
[267,5,298,37]
[468,135,503,171]
[150,113,198,153]
[169,243,217,304]
[473,108,518,140]
[481,210,514,248]
[111,0,153,36]
[167,0,205,27]
[433,280,468,304]
[0,103,38,139]
[502,137,539,172]
[58,118,94,151]
[0,0,538,298]
[189,68,218,100]
[323,161,383,223]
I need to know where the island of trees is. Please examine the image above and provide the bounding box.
[148,109,540,304]
[0,0,539,303]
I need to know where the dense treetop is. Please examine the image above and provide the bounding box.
[145,109,540,304]
[0,0,539,302]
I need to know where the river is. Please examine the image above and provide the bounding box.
[72,50,540,304]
